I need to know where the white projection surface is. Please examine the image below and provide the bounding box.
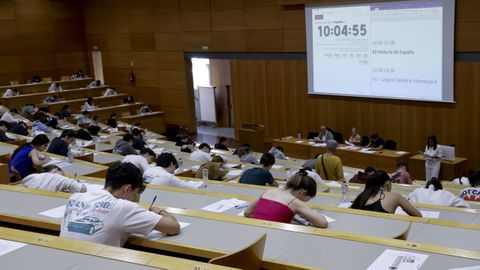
[306,0,455,102]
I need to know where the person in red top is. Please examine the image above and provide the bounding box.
[244,169,328,228]
[390,163,413,184]
[459,170,480,202]
[350,166,376,184]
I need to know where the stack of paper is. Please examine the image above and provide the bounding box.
[201,198,246,213]
[367,249,429,270]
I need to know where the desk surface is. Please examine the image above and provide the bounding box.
[0,188,478,270]
[0,227,234,270]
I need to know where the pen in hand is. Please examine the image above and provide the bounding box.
[149,195,157,211]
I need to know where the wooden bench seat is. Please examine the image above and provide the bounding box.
[0,78,93,95]
[38,94,126,113]
[78,102,145,120]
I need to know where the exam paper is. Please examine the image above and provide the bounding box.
[360,148,376,154]
[395,208,440,219]
[338,202,352,208]
[367,249,429,270]
[201,198,246,213]
[295,140,304,144]
[326,181,342,187]
[226,169,242,177]
[224,163,239,168]
[272,164,284,170]
[0,240,27,257]
[396,151,408,155]
[38,205,66,219]
[313,143,326,147]
[449,266,480,270]
[139,222,190,240]
[81,182,104,192]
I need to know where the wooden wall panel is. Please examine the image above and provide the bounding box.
[212,31,247,52]
[211,0,244,10]
[211,9,245,31]
[246,29,283,51]
[245,6,283,30]
[181,11,212,32]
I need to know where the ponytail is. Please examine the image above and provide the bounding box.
[426,177,442,191]
[286,169,317,197]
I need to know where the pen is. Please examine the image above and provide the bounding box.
[149,195,157,210]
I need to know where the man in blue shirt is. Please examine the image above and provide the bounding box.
[239,153,279,186]
[47,129,76,157]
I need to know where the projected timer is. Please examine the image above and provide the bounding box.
[318,24,367,37]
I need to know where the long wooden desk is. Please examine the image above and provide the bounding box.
[1,87,108,109]
[74,177,480,252]
[273,136,411,172]
[409,154,469,181]
[119,112,166,134]
[0,186,479,270]
[39,94,126,113]
[0,227,235,270]
[79,102,145,120]
[0,78,92,94]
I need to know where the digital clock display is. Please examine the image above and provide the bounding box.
[318,24,367,37]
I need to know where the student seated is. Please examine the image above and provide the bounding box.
[31,75,42,83]
[0,121,13,142]
[244,170,328,228]
[21,104,36,117]
[123,96,135,104]
[43,95,58,104]
[82,97,97,111]
[269,146,287,160]
[236,144,258,164]
[132,128,146,150]
[190,143,212,163]
[60,162,180,246]
[214,137,229,151]
[143,153,203,189]
[351,171,422,217]
[47,129,76,157]
[349,166,376,184]
[58,105,71,119]
[88,80,101,88]
[122,148,156,174]
[315,140,344,181]
[107,113,118,128]
[71,69,86,79]
[194,155,229,181]
[8,121,28,136]
[348,127,362,145]
[75,110,92,125]
[180,140,195,153]
[451,175,470,186]
[113,134,138,156]
[406,177,470,208]
[293,168,325,185]
[314,125,334,143]
[32,113,52,134]
[22,165,86,193]
[48,83,62,92]
[9,134,50,179]
[302,153,320,170]
[103,87,117,96]
[2,88,19,98]
[367,133,384,151]
[390,163,413,184]
[1,108,18,123]
[459,170,480,202]
[239,153,279,187]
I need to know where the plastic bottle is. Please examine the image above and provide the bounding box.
[341,180,349,202]
[297,132,301,140]
[67,149,74,163]
[178,158,183,172]
[202,168,209,185]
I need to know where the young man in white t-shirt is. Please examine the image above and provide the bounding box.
[22,165,86,193]
[190,143,212,163]
[144,152,203,189]
[60,162,180,246]
[459,170,480,202]
[122,148,156,173]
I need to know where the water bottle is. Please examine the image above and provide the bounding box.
[286,167,292,179]
[67,149,74,163]
[297,132,301,140]
[202,168,209,185]
[341,180,349,202]
[178,158,183,172]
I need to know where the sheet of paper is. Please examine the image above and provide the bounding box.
[38,205,66,219]
[349,185,361,190]
[81,182,104,192]
[344,140,354,146]
[226,169,242,177]
[272,164,284,170]
[43,157,64,167]
[190,165,200,171]
[224,163,239,168]
[360,148,376,154]
[326,181,342,187]
[395,208,440,219]
[201,198,246,213]
[449,266,480,270]
[295,140,304,144]
[237,210,245,216]
[367,249,429,270]
[139,222,190,240]
[0,240,27,257]
[313,143,326,147]
[396,151,408,155]
[338,202,352,208]
[307,141,316,145]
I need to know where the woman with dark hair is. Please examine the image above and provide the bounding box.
[9,134,50,179]
[59,104,71,118]
[406,177,470,207]
[423,135,442,180]
[244,169,328,228]
[107,113,117,128]
[351,171,422,216]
